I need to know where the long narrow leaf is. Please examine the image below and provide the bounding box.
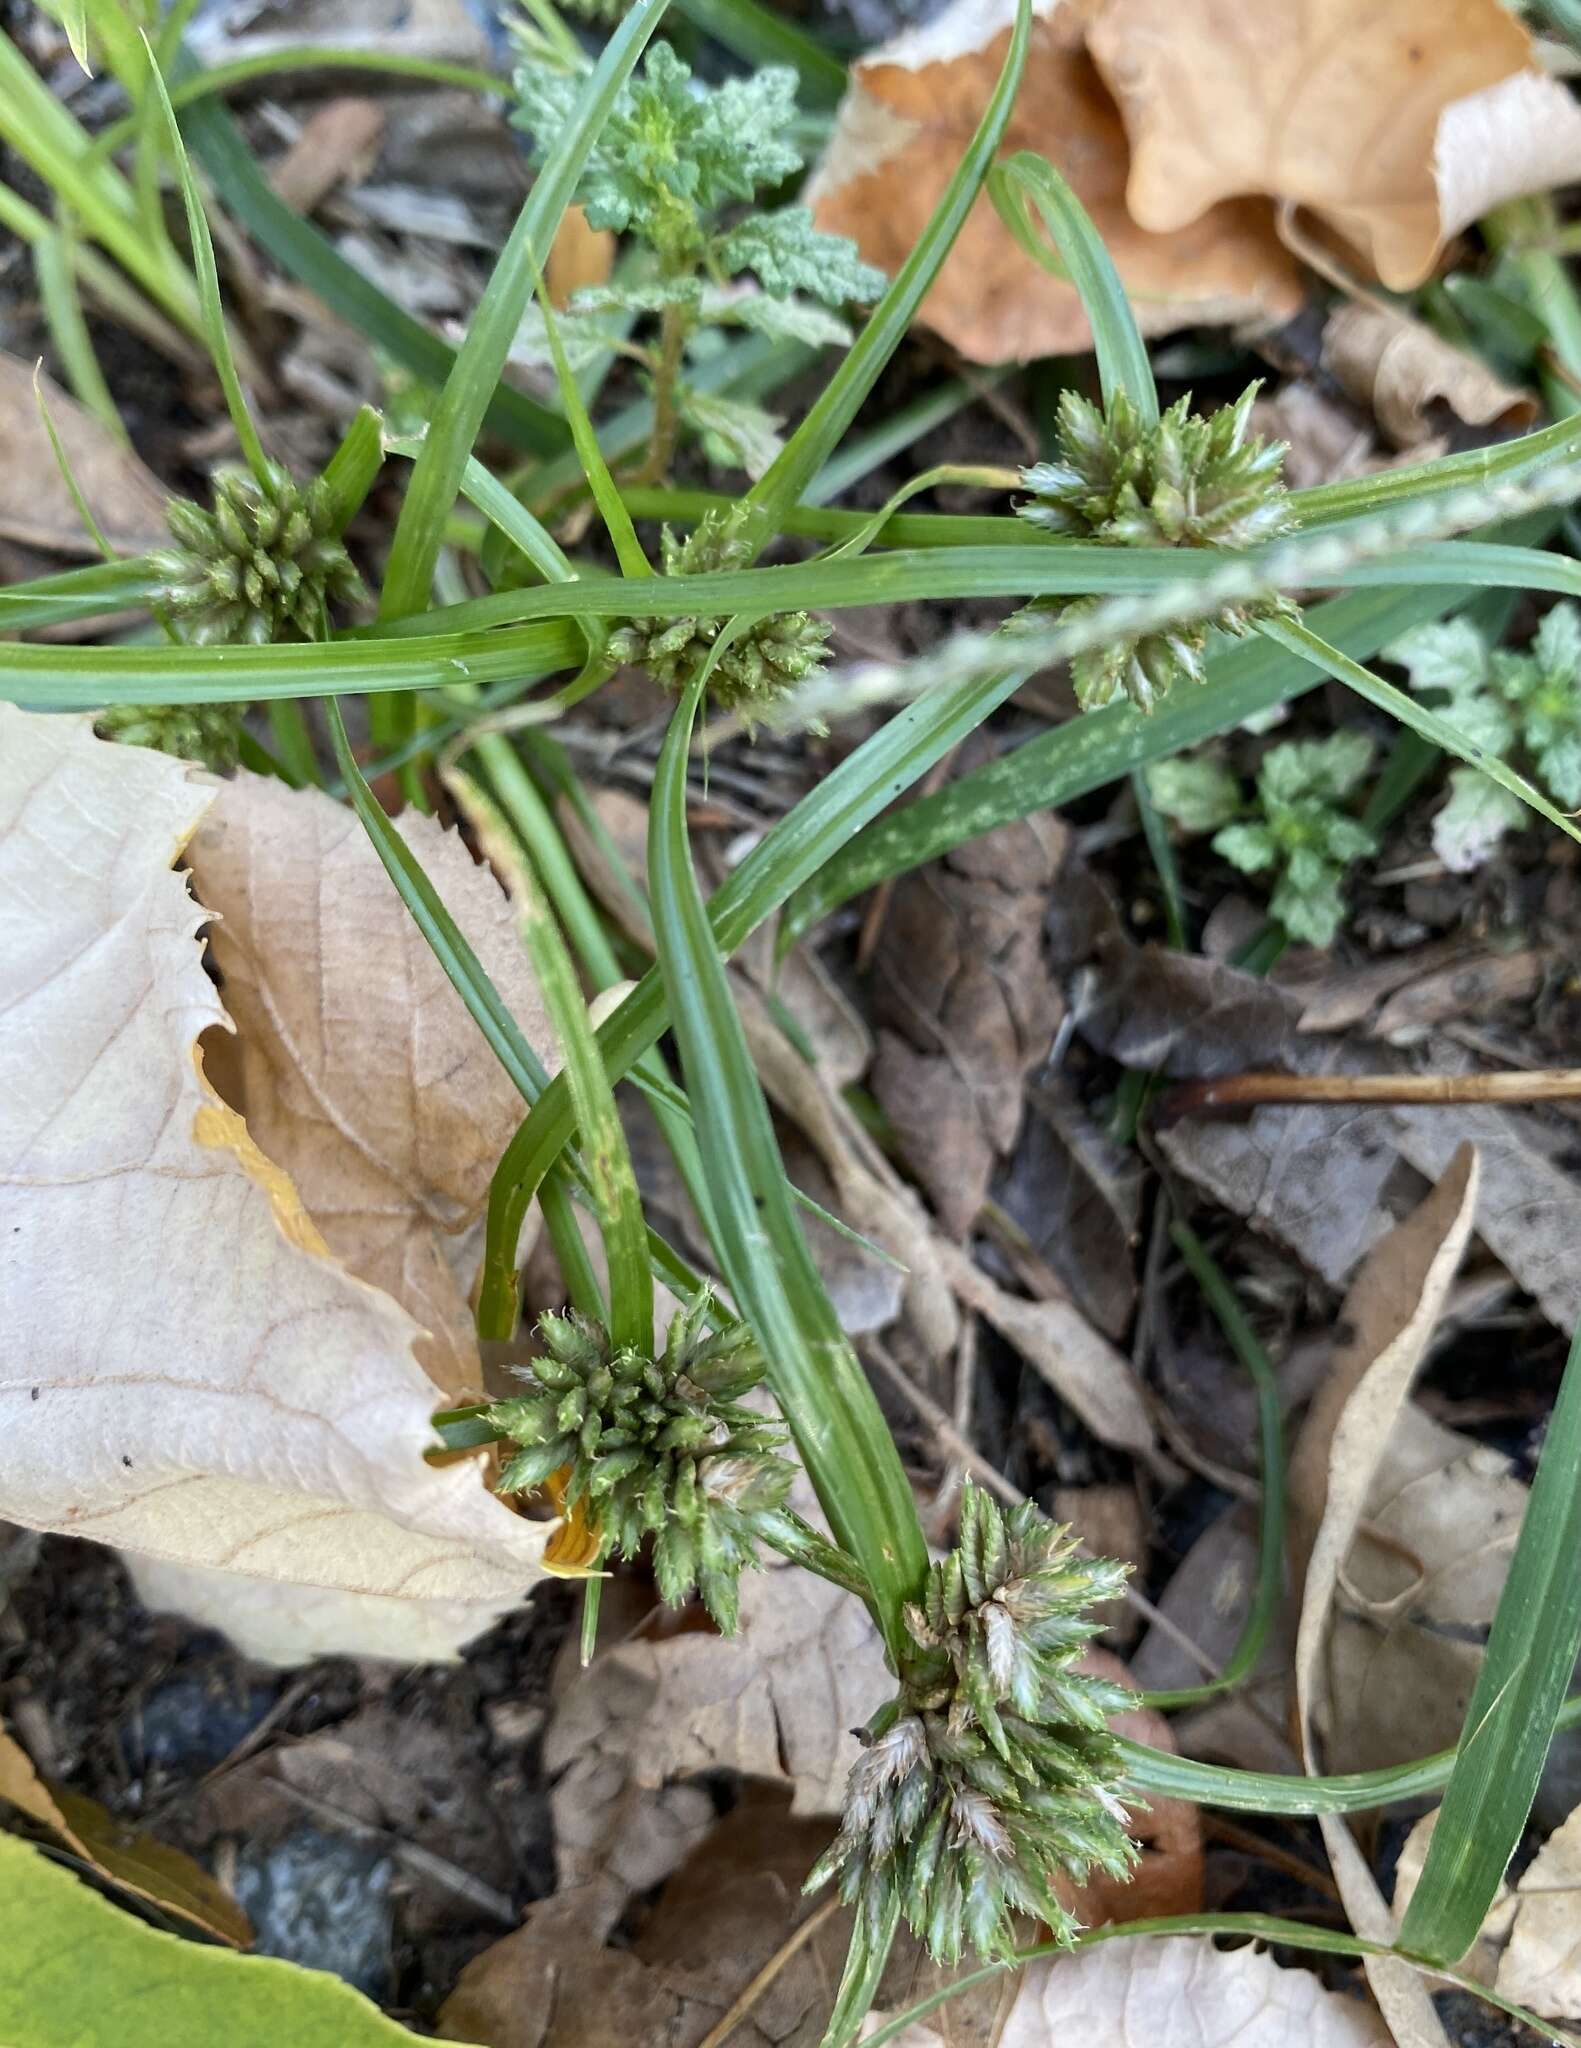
[648,668,928,1655]
[380,0,669,617]
[745,0,1033,527]
[1398,1317,1581,1963]
[180,96,567,455]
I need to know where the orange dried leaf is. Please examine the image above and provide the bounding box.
[1087,0,1581,290]
[808,0,1301,366]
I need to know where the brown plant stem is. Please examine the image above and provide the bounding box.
[632,298,691,486]
[1157,1067,1581,1124]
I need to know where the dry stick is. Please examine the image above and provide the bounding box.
[693,1895,845,2048]
[863,1336,1225,1686]
[1159,1067,1581,1123]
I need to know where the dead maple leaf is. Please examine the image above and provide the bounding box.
[807,0,1301,365]
[188,769,554,1399]
[0,708,553,1639]
[1087,0,1581,290]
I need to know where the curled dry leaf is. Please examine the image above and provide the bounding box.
[1290,1147,1480,2048]
[1087,0,1581,290]
[0,709,554,1648]
[0,1718,251,1945]
[1322,303,1536,450]
[0,351,170,556]
[1491,1801,1581,2020]
[898,1934,1389,2047]
[807,0,1301,365]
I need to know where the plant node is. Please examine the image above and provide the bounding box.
[606,509,832,714]
[489,1288,794,1631]
[1017,385,1295,713]
[808,1480,1138,1964]
[149,460,365,648]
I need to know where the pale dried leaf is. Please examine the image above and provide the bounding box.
[124,1553,521,1666]
[1322,304,1535,449]
[1291,1148,1480,2048]
[270,98,387,214]
[1495,1802,1581,2019]
[988,1935,1389,2046]
[0,351,169,555]
[1088,0,1581,289]
[0,708,550,1622]
[188,770,556,1398]
[807,0,1300,366]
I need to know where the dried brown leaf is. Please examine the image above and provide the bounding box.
[1494,1802,1581,2019]
[1322,303,1536,449]
[807,0,1301,366]
[1087,0,1581,289]
[0,709,552,1638]
[1291,1148,1480,2048]
[188,770,555,1399]
[0,352,169,556]
[0,1719,251,1945]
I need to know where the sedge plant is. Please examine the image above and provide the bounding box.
[9,10,1581,2044]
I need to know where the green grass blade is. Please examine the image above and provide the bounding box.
[379,0,669,618]
[1142,1223,1284,1711]
[861,1914,1581,2048]
[648,667,928,1656]
[780,583,1468,947]
[178,96,568,456]
[479,655,1034,1313]
[1260,614,1581,852]
[1398,1317,1581,1965]
[450,767,654,1357]
[987,152,1156,423]
[820,1895,902,2048]
[0,557,164,630]
[745,0,1033,529]
[319,404,386,531]
[32,231,126,442]
[142,42,269,483]
[0,619,585,704]
[1121,1696,1581,1815]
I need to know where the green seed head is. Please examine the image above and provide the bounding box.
[93,701,246,773]
[607,509,832,717]
[149,460,365,648]
[489,1288,794,1631]
[1017,384,1294,714]
[809,1481,1138,1964]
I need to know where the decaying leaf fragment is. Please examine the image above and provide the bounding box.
[808,0,1300,365]
[0,708,553,1642]
[1322,303,1536,449]
[1291,1149,1482,2048]
[0,350,170,556]
[1087,0,1581,290]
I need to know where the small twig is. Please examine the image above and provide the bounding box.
[266,1780,518,1926]
[1157,1066,1581,1123]
[693,1894,844,2048]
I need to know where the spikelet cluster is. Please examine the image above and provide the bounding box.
[808,1481,1137,1963]
[93,700,247,772]
[1017,385,1294,713]
[489,1290,793,1631]
[150,460,365,647]
[606,509,830,714]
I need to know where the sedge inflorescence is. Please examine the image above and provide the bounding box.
[488,1289,794,1631]
[606,508,831,714]
[1017,384,1295,713]
[151,460,365,648]
[808,1480,1138,1964]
